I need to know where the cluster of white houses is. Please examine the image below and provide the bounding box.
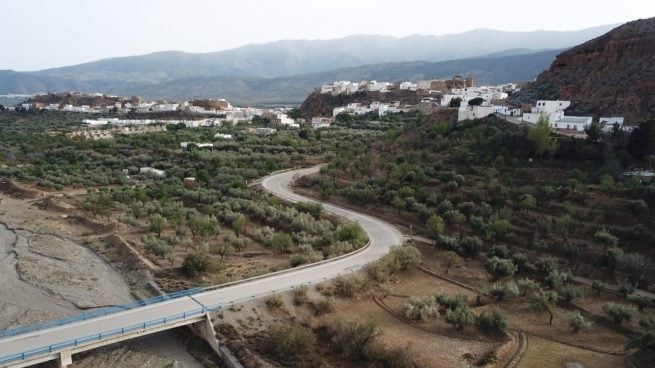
[319,76,483,95]
[520,100,625,132]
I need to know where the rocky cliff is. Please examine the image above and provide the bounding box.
[513,18,655,122]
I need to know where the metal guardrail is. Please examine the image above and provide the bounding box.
[0,303,221,365]
[0,288,201,339]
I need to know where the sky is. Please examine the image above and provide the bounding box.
[1,0,653,71]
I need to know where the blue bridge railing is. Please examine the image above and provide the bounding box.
[0,287,201,339]
[0,303,221,366]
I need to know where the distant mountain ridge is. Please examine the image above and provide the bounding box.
[513,17,655,121]
[0,25,617,103]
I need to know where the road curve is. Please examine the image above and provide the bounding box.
[0,166,403,360]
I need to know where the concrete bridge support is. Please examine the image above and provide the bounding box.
[57,351,72,368]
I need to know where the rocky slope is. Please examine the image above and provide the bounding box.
[513,18,655,121]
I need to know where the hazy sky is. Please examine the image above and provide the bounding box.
[1,0,653,71]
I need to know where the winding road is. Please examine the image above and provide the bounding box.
[0,166,403,365]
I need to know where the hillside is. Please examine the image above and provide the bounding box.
[0,50,559,104]
[512,18,655,121]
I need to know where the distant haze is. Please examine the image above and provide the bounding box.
[1,0,653,71]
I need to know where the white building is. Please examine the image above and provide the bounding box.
[551,116,593,131]
[599,117,624,132]
[214,133,233,139]
[140,167,165,177]
[399,82,417,91]
[311,117,335,129]
[458,105,495,121]
[493,105,522,117]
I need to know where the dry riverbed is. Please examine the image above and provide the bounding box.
[0,194,204,367]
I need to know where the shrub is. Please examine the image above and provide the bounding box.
[485,256,518,279]
[333,275,367,298]
[404,296,439,320]
[459,236,483,257]
[312,298,336,316]
[544,270,572,288]
[265,295,284,310]
[486,219,512,240]
[517,278,541,297]
[266,324,316,358]
[511,253,529,270]
[271,232,293,253]
[594,229,618,248]
[476,308,507,334]
[181,252,210,277]
[535,256,559,274]
[559,285,582,302]
[367,246,421,282]
[435,293,468,310]
[445,305,475,330]
[439,251,464,275]
[591,280,606,295]
[602,302,635,324]
[627,294,652,312]
[426,214,445,239]
[336,223,367,246]
[568,310,592,333]
[488,244,510,259]
[330,319,379,362]
[293,285,309,306]
[437,235,459,251]
[488,281,519,300]
[618,283,635,297]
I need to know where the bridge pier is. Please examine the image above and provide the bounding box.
[191,313,220,354]
[57,350,72,368]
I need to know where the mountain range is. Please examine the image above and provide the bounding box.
[0,24,617,103]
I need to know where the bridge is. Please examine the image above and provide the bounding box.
[0,166,403,367]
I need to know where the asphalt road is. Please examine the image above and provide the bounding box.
[0,166,403,360]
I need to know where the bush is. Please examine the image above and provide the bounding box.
[330,319,379,362]
[602,302,635,324]
[445,305,475,330]
[517,278,541,297]
[591,280,606,295]
[293,285,309,306]
[435,293,468,310]
[266,324,316,358]
[568,310,592,333]
[336,223,367,247]
[476,308,507,334]
[544,270,572,288]
[559,285,582,302]
[486,219,512,240]
[181,252,210,277]
[488,244,510,259]
[459,236,483,257]
[627,294,653,312]
[618,283,635,297]
[485,256,518,279]
[265,294,284,310]
[271,232,293,253]
[535,256,559,274]
[333,275,368,298]
[367,246,421,282]
[312,298,336,316]
[404,296,439,320]
[511,253,529,270]
[488,281,519,300]
[437,235,459,251]
[594,229,618,248]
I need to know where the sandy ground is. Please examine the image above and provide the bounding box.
[0,194,206,367]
